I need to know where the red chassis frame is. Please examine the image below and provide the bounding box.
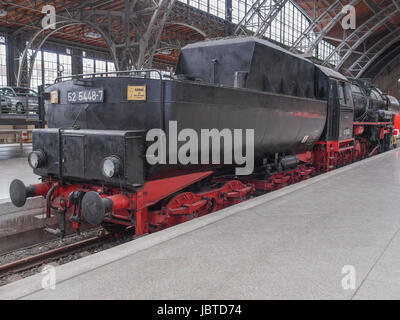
[312,122,393,172]
[35,172,255,237]
[27,121,393,237]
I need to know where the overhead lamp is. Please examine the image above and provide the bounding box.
[158,49,172,55]
[84,32,101,39]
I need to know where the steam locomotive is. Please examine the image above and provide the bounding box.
[9,37,399,237]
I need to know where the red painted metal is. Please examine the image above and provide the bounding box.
[353,122,393,126]
[105,194,130,211]
[231,165,315,192]
[313,139,356,172]
[35,120,395,239]
[41,171,254,237]
[33,182,51,197]
[140,171,214,207]
[354,125,365,136]
[296,151,313,164]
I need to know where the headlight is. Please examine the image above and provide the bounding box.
[28,150,46,169]
[101,156,122,178]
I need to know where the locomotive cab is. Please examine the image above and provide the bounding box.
[316,65,354,142]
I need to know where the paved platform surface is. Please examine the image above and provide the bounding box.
[0,144,37,201]
[1,150,400,299]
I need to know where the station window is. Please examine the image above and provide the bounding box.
[95,60,107,74]
[107,61,116,77]
[180,0,225,19]
[0,37,7,86]
[59,54,72,78]
[84,58,115,77]
[43,51,58,85]
[83,57,94,73]
[230,0,340,66]
[82,57,95,76]
[209,0,226,18]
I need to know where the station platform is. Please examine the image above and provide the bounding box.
[1,149,400,299]
[0,144,37,201]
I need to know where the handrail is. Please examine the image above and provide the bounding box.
[54,69,163,82]
[54,69,165,131]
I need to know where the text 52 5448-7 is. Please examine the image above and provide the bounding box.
[67,88,104,104]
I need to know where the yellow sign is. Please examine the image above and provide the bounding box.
[50,90,59,104]
[127,85,146,101]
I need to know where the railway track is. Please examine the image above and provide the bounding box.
[0,235,106,277]
[0,228,134,284]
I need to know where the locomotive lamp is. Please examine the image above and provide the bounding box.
[101,156,122,178]
[28,150,46,169]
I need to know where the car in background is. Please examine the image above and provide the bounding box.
[0,95,8,112]
[0,87,39,114]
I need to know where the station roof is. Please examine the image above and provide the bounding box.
[293,0,400,79]
[0,0,399,80]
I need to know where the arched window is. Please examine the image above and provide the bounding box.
[179,0,340,66]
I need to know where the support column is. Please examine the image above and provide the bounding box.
[72,48,83,75]
[6,35,15,86]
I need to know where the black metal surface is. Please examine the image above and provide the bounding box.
[32,129,145,187]
[32,37,330,187]
[37,85,46,128]
[9,179,28,207]
[280,155,299,169]
[176,37,316,98]
[350,79,398,122]
[81,191,106,225]
[316,67,354,141]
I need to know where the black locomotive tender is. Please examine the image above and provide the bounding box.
[10,37,399,236]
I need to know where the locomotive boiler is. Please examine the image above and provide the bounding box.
[9,37,399,237]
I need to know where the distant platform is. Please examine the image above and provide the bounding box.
[1,150,400,299]
[0,144,38,201]
[0,114,39,126]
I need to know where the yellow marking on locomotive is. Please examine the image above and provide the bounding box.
[50,90,59,104]
[127,85,146,101]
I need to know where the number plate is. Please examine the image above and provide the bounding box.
[67,88,104,104]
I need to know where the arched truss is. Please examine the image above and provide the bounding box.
[17,22,84,87]
[165,22,208,39]
[320,1,400,72]
[234,0,289,36]
[15,0,184,86]
[289,0,361,55]
[137,0,177,68]
[373,50,400,95]
[345,26,400,79]
[370,44,400,80]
